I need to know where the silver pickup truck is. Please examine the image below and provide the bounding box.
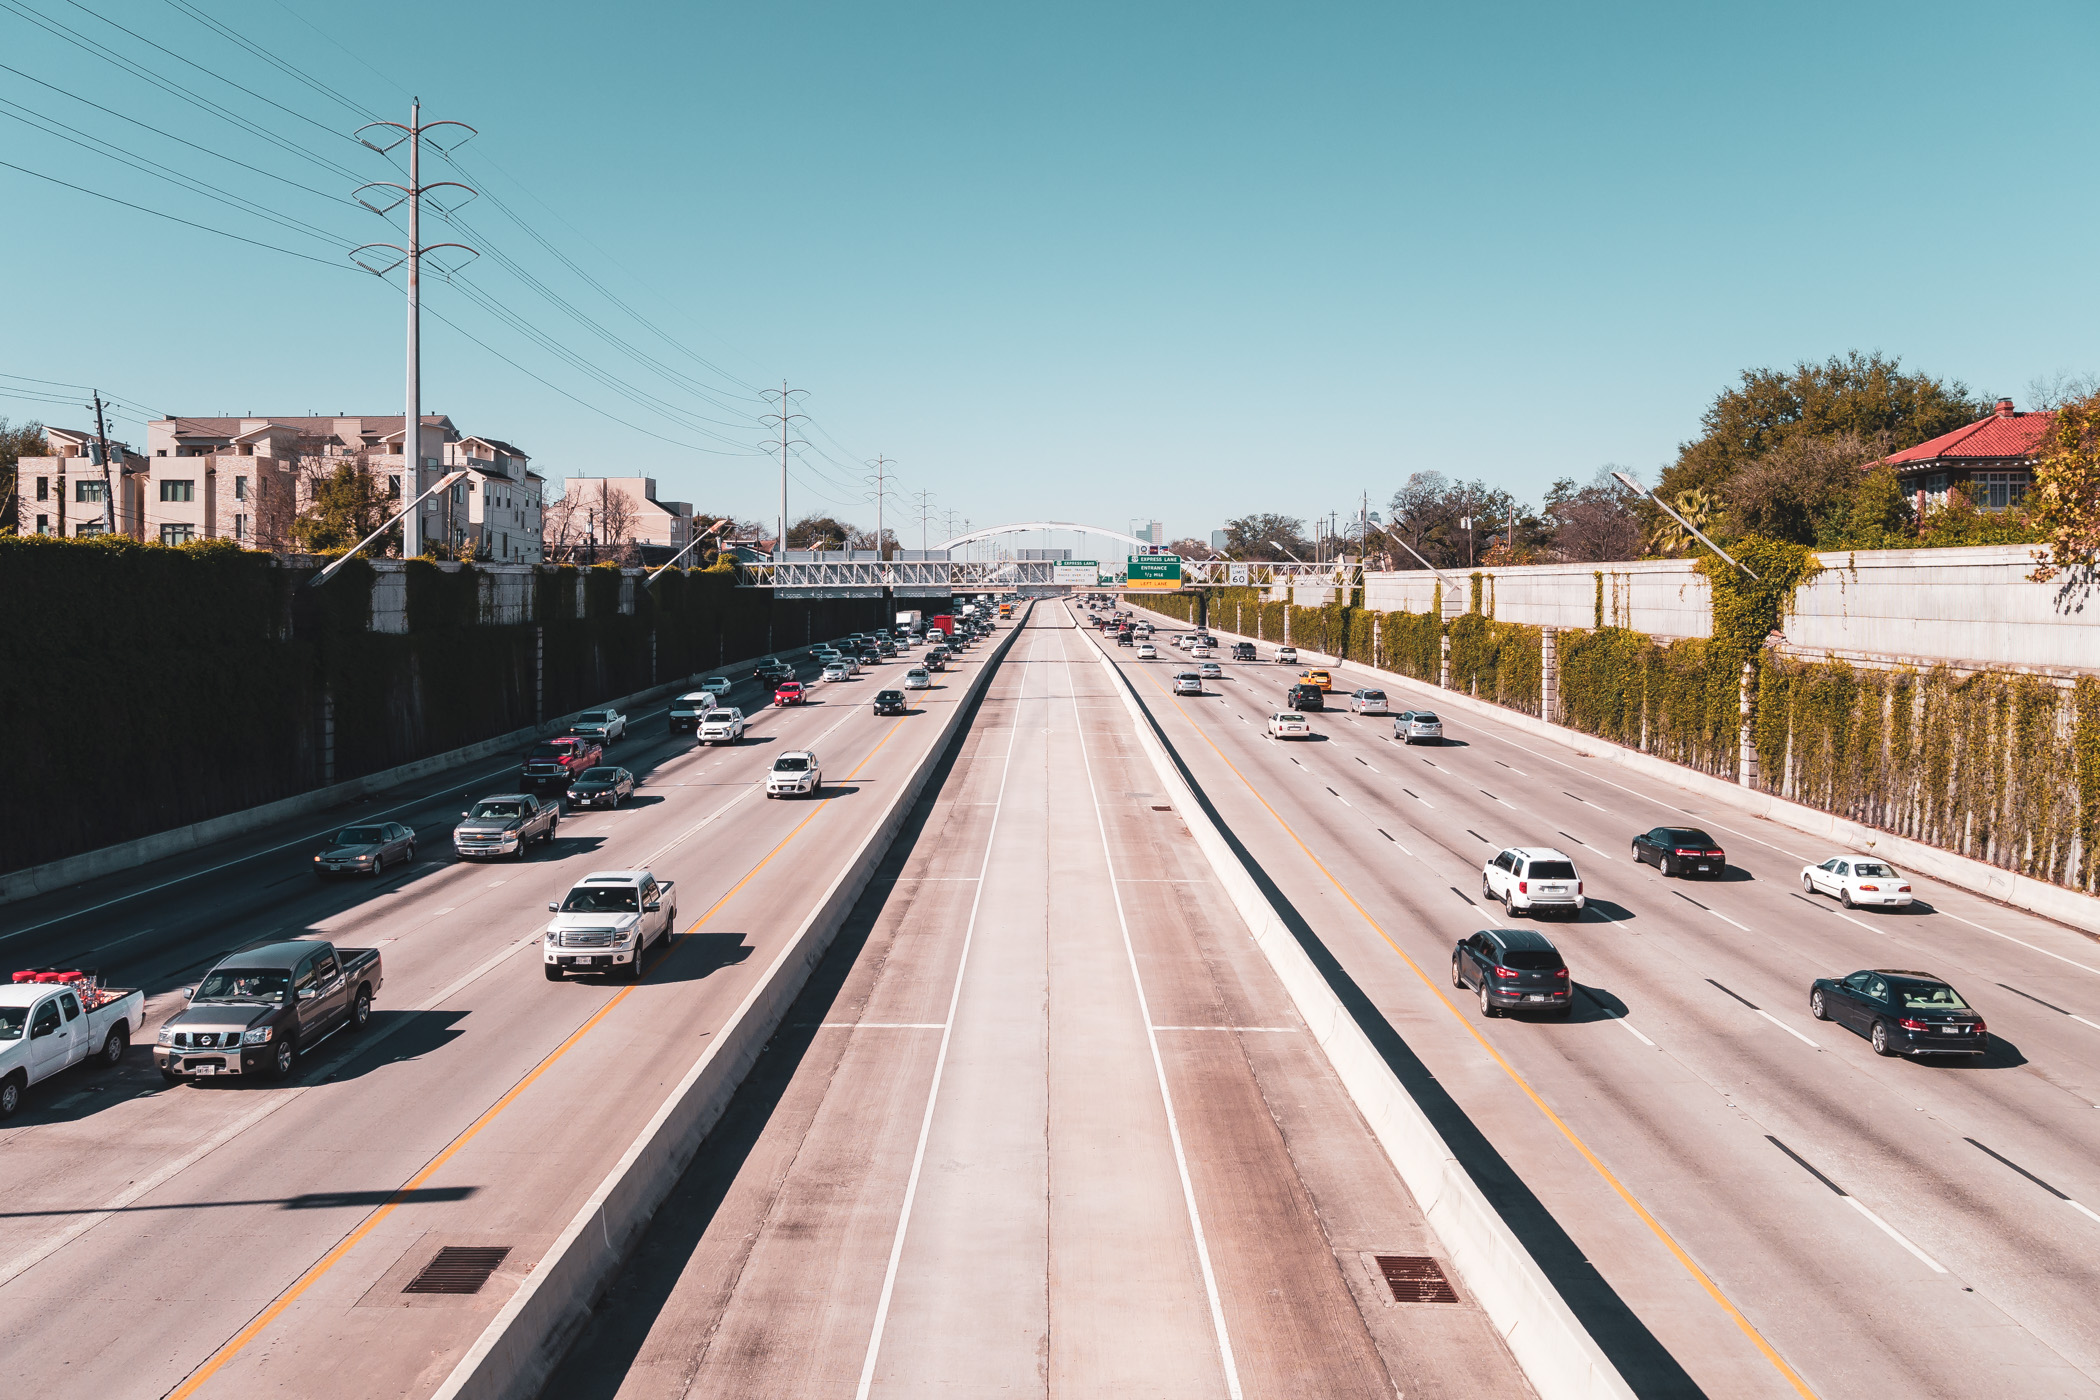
[155,940,382,1082]
[0,978,145,1117]
[544,870,677,982]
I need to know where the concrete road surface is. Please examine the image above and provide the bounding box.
[1102,600,2100,1399]
[547,610,1530,1399]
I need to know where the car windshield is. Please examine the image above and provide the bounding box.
[196,968,291,1002]
[1892,980,1968,1010]
[879,691,903,700]
[470,801,522,819]
[1360,690,1385,700]
[1853,862,1897,878]
[561,886,639,913]
[1501,950,1562,971]
[705,710,737,721]
[1527,861,1578,880]
[580,768,619,781]
[774,756,811,772]
[334,826,388,845]
[1664,829,1715,845]
[527,744,569,760]
[0,1006,25,1039]
[1414,713,1439,723]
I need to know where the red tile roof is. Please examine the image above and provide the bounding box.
[1883,403,2052,467]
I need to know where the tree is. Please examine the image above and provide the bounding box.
[1164,537,1214,558]
[2027,389,2100,592]
[0,417,45,536]
[786,514,856,550]
[1719,431,1882,546]
[291,461,396,554]
[1385,472,1519,569]
[1220,513,1310,559]
[1542,467,1641,562]
[1648,488,1721,557]
[1659,351,1980,529]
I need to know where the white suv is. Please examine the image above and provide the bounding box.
[767,751,822,797]
[697,707,745,745]
[1275,646,1298,665]
[1482,847,1585,919]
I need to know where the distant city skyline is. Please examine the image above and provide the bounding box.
[6,0,2094,542]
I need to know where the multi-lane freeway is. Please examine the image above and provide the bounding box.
[6,595,2100,1400]
[1102,600,2100,1398]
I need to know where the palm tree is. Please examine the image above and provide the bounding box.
[1650,488,1722,556]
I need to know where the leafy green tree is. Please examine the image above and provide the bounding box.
[1221,513,1310,559]
[0,417,46,537]
[1719,431,1882,546]
[292,462,397,554]
[786,514,856,550]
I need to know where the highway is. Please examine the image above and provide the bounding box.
[0,629,1000,1399]
[1104,600,2100,1398]
[546,609,1528,1399]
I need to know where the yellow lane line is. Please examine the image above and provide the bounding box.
[171,712,913,1397]
[1130,663,1818,1400]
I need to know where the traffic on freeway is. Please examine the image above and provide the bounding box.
[1100,599,2100,1398]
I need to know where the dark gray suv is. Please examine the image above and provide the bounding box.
[1451,928,1571,1018]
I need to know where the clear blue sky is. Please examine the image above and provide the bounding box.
[5,0,2095,548]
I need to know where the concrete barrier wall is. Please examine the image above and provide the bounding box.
[1076,617,1634,1400]
[1361,544,2098,674]
[430,607,1032,1400]
[1139,602,2100,936]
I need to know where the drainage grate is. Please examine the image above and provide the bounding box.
[1376,1255,1459,1303]
[403,1245,511,1295]
[1151,805,1173,812]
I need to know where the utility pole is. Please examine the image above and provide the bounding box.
[912,489,935,552]
[759,382,807,558]
[89,391,117,536]
[866,454,894,559]
[351,101,478,560]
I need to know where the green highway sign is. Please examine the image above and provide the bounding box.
[1125,555,1183,590]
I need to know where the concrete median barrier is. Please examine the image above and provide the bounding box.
[1077,613,1636,1400]
[428,607,1031,1400]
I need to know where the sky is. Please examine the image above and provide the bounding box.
[5,0,2097,554]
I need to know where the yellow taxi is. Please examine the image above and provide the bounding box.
[1299,668,1333,692]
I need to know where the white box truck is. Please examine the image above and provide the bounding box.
[895,610,921,628]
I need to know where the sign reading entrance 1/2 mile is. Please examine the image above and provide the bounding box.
[1125,555,1183,591]
[1051,560,1099,585]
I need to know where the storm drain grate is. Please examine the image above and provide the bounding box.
[1376,1255,1459,1303]
[1151,805,1173,812]
[404,1245,511,1295]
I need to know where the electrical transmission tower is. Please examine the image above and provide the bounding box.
[912,489,935,552]
[759,383,808,558]
[350,101,479,560]
[866,454,895,560]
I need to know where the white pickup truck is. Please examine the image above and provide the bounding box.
[0,978,146,1117]
[544,869,678,982]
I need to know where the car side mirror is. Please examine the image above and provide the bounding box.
[183,986,195,1000]
[644,901,661,912]
[461,810,470,818]
[548,901,560,912]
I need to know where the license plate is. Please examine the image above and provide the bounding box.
[1527,994,1550,1001]
[191,1064,217,1075]
[1696,864,1711,871]
[1941,1026,1962,1034]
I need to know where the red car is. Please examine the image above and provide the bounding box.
[773,680,807,706]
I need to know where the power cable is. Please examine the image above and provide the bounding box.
[0,155,354,268]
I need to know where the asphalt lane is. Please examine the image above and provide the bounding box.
[545,609,1529,1400]
[0,629,1000,1399]
[1107,602,2100,1398]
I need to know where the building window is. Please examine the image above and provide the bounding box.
[35,476,47,500]
[234,475,248,500]
[1974,470,2029,511]
[75,479,106,504]
[160,523,195,545]
[233,514,248,542]
[35,514,49,533]
[155,448,167,457]
[160,479,195,502]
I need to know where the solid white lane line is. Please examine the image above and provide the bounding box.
[822,1022,947,1030]
[1845,1197,1947,1272]
[854,625,1034,1400]
[1937,909,2100,979]
[1711,909,1750,932]
[1064,628,1244,1399]
[1755,1010,1820,1048]
[1612,1015,1657,1047]
[1153,1026,1297,1033]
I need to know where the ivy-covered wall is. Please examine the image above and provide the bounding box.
[0,538,894,874]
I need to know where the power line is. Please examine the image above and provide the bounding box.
[0,156,354,268]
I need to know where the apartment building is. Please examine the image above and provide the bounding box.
[14,426,151,538]
[553,476,694,559]
[446,435,545,563]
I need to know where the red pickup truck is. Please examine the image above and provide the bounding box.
[520,735,603,797]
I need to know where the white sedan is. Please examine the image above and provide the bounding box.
[1801,857,1913,908]
[1198,662,1223,680]
[1267,711,1310,739]
[903,667,931,689]
[822,662,852,682]
[1136,643,1158,660]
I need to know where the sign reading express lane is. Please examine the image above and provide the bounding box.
[1052,560,1100,585]
[1124,555,1183,591]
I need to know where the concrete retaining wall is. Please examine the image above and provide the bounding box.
[1077,617,1633,1400]
[1141,603,2100,937]
[1360,544,2099,675]
[429,608,1031,1400]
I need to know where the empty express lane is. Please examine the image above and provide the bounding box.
[545,608,1527,1400]
[1104,602,2100,1399]
[0,628,1003,1400]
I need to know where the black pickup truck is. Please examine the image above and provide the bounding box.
[155,940,383,1082]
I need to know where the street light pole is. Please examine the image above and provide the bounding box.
[306,470,468,588]
[1611,470,1758,579]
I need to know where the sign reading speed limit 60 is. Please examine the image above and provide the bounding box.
[1125,555,1183,591]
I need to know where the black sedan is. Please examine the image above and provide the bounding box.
[314,822,416,877]
[1810,969,1988,1058]
[1631,826,1726,877]
[567,766,637,809]
[873,688,908,715]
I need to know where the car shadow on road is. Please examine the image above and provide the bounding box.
[1573,899,1636,924]
[1573,984,1634,1024]
[618,794,668,809]
[315,1008,470,1084]
[646,932,754,986]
